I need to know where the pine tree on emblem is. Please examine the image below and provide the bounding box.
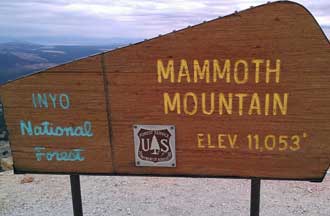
[150,134,160,155]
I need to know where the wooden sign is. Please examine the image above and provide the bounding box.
[1,1,330,181]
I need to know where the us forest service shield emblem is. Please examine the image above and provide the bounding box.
[133,125,176,167]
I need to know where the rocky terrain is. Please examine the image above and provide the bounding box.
[0,171,329,216]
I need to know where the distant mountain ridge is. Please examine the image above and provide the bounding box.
[0,42,128,84]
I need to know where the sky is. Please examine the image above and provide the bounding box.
[0,0,329,45]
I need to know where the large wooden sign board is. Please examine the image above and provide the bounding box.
[1,1,330,181]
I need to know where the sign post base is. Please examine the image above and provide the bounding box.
[250,178,261,216]
[70,175,83,216]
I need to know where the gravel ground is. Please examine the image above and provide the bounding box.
[1,171,330,216]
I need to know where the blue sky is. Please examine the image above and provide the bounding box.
[0,0,329,45]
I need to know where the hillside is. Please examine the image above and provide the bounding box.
[0,42,124,84]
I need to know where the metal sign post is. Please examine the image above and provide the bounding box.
[250,178,261,216]
[67,176,262,216]
[70,175,83,216]
[68,177,263,215]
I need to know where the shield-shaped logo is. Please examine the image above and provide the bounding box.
[133,125,176,167]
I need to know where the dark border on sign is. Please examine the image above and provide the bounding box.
[0,96,17,171]
[100,53,116,172]
[13,168,324,183]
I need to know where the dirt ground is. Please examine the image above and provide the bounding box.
[0,171,330,216]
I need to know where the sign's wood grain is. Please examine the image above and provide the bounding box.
[0,56,113,173]
[1,1,330,180]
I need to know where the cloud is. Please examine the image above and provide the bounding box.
[0,0,329,44]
